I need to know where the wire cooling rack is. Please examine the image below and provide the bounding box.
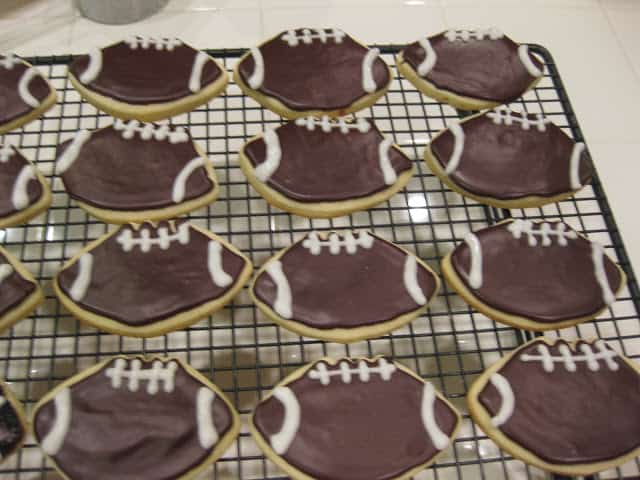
[0,45,638,480]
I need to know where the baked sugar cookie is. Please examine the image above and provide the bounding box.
[68,36,228,121]
[0,379,27,462]
[239,117,413,218]
[0,143,51,228]
[467,337,640,476]
[425,107,593,208]
[33,355,240,480]
[53,220,252,337]
[442,219,626,331]
[0,246,43,332]
[397,29,543,110]
[251,356,460,480]
[251,230,439,343]
[55,119,218,224]
[0,54,57,134]
[234,29,392,118]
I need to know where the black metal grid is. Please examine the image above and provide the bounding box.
[0,45,638,480]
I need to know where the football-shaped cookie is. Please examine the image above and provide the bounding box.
[442,219,626,331]
[68,36,228,121]
[251,357,460,480]
[0,379,27,462]
[0,143,51,228]
[33,356,240,480]
[397,29,543,110]
[251,230,440,343]
[0,53,57,134]
[53,220,252,337]
[0,246,43,332]
[234,29,392,118]
[425,107,593,208]
[55,119,218,223]
[239,117,414,218]
[467,338,640,476]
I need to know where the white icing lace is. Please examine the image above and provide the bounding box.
[444,28,503,42]
[507,219,577,247]
[113,119,189,143]
[520,340,619,372]
[302,231,374,255]
[486,106,551,132]
[105,358,178,394]
[281,28,346,47]
[294,116,371,134]
[116,223,190,252]
[0,53,21,70]
[125,36,183,51]
[0,144,14,163]
[308,358,396,385]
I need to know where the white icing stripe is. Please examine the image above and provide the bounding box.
[247,46,264,89]
[362,48,380,93]
[0,54,21,70]
[0,264,14,285]
[113,119,188,143]
[403,255,427,306]
[0,144,14,162]
[486,106,550,132]
[569,142,585,190]
[421,383,450,450]
[254,129,281,182]
[189,51,209,93]
[172,157,208,203]
[56,130,92,175]
[592,243,616,306]
[308,358,396,385]
[18,67,40,108]
[507,219,577,247]
[281,29,345,46]
[270,386,300,455]
[69,253,94,302]
[79,48,102,84]
[41,387,72,456]
[295,116,371,133]
[444,122,465,175]
[489,373,514,427]
[196,387,219,449]
[105,358,178,393]
[518,44,542,77]
[444,28,503,42]
[378,138,396,185]
[520,340,619,372]
[11,165,36,210]
[417,38,437,76]
[117,223,190,252]
[125,36,182,50]
[463,233,483,289]
[265,260,292,319]
[208,240,233,288]
[302,231,374,255]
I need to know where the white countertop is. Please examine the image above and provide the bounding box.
[2,0,640,273]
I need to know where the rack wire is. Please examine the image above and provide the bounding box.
[0,45,638,480]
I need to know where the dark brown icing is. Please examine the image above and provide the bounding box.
[34,357,233,480]
[58,123,214,211]
[238,29,390,111]
[57,221,248,326]
[0,145,44,217]
[451,220,622,323]
[0,55,52,126]
[69,39,222,104]
[243,119,412,202]
[0,251,36,318]
[401,32,543,103]
[430,110,593,200]
[253,358,458,480]
[253,232,437,329]
[479,339,640,465]
[0,382,25,458]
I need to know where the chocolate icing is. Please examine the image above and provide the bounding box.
[401,32,543,103]
[0,56,52,126]
[0,145,44,217]
[430,111,593,200]
[58,124,214,211]
[34,357,233,480]
[253,358,458,480]
[68,40,222,104]
[57,222,247,326]
[0,253,36,318]
[451,221,622,323]
[253,232,437,329]
[238,29,390,111]
[0,383,25,457]
[479,339,640,465]
[243,120,412,202]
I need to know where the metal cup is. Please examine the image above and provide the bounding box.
[75,0,170,25]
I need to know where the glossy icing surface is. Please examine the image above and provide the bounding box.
[0,56,51,125]
[0,383,24,458]
[0,145,43,217]
[0,252,36,318]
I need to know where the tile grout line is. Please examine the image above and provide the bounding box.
[597,0,640,86]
